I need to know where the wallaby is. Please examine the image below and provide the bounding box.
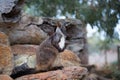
[36,26,66,71]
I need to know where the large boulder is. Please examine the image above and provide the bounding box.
[0,32,13,75]
[52,50,81,68]
[15,66,88,80]
[9,25,47,45]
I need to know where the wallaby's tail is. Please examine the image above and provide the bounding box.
[10,63,36,79]
[10,63,65,79]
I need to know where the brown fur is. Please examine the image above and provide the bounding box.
[36,26,65,71]
[36,36,59,71]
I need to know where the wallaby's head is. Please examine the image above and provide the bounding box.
[51,22,66,52]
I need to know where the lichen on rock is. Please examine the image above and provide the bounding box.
[0,32,13,75]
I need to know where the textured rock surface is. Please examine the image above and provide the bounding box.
[0,0,25,22]
[82,73,112,80]
[0,75,13,80]
[0,0,88,63]
[9,25,47,45]
[0,0,16,14]
[0,32,13,75]
[15,66,88,80]
[0,31,9,45]
[11,45,39,55]
[0,15,88,64]
[53,49,81,68]
[0,14,47,45]
[11,45,38,68]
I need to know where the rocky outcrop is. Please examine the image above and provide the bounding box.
[0,14,47,45]
[0,12,88,64]
[0,0,88,65]
[0,3,89,78]
[15,66,88,80]
[0,32,13,75]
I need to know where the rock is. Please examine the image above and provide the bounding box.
[15,66,88,80]
[0,31,9,45]
[0,32,13,75]
[11,45,39,55]
[11,45,38,68]
[83,73,98,80]
[20,13,43,27]
[0,13,47,45]
[14,54,36,69]
[0,75,13,80]
[0,0,16,14]
[9,25,47,45]
[53,49,81,68]
[82,73,112,80]
[0,0,25,23]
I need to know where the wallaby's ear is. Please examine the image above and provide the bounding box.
[55,21,67,36]
[55,27,63,34]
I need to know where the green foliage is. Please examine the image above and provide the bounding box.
[108,62,120,80]
[24,0,120,39]
[25,0,80,17]
[87,32,119,53]
[98,39,112,50]
[113,70,120,80]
